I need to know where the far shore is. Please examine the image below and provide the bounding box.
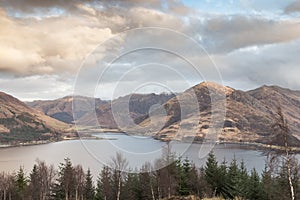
[1,129,300,153]
[0,129,122,149]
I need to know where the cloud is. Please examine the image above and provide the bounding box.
[0,7,113,75]
[127,7,184,29]
[0,75,73,101]
[194,15,300,53]
[214,39,300,90]
[285,0,300,13]
[0,1,186,76]
[0,0,80,13]
[1,0,300,100]
[0,0,190,16]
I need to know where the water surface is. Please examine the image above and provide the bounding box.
[0,133,274,176]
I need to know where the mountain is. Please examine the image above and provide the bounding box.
[27,93,175,130]
[0,92,70,143]
[80,93,174,130]
[26,83,300,147]
[27,96,106,124]
[137,82,300,147]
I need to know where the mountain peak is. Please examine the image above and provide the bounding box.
[193,81,234,95]
[0,91,27,107]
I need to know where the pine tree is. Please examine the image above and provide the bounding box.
[29,164,40,200]
[227,156,239,197]
[123,172,141,200]
[246,168,266,200]
[237,159,249,198]
[84,168,95,200]
[95,166,113,200]
[262,164,275,200]
[219,159,234,199]
[177,157,192,196]
[204,152,233,199]
[52,158,75,200]
[15,167,27,200]
[204,151,219,197]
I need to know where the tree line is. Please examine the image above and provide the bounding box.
[0,149,299,200]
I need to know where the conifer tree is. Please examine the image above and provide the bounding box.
[52,158,75,200]
[29,164,40,200]
[227,156,239,197]
[15,167,27,200]
[95,166,113,200]
[177,157,192,196]
[84,168,95,200]
[237,160,249,198]
[246,168,266,200]
[123,172,140,200]
[204,151,219,197]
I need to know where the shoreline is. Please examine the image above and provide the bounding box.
[0,130,123,149]
[155,137,300,153]
[1,130,300,153]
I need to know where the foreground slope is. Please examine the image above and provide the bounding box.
[0,92,69,143]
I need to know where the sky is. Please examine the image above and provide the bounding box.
[1,0,300,101]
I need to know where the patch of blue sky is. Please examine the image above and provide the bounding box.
[182,0,295,15]
[6,7,65,19]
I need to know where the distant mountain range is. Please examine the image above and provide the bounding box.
[27,93,175,129]
[2,82,300,147]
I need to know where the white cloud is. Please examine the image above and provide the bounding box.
[0,75,73,101]
[1,1,300,100]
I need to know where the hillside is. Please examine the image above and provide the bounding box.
[0,92,70,143]
[26,83,300,147]
[27,96,106,124]
[28,93,175,129]
[138,82,300,147]
[73,93,175,129]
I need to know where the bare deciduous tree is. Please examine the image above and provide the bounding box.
[0,172,13,200]
[29,160,55,200]
[274,106,295,200]
[74,165,85,200]
[111,152,128,200]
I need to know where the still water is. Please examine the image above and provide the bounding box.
[0,133,272,176]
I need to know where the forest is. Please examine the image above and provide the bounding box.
[0,149,299,200]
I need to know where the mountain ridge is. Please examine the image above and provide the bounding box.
[25,82,300,147]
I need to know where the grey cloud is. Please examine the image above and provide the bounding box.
[193,15,300,53]
[0,1,186,76]
[215,39,300,90]
[1,1,300,100]
[285,0,300,13]
[0,0,189,16]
